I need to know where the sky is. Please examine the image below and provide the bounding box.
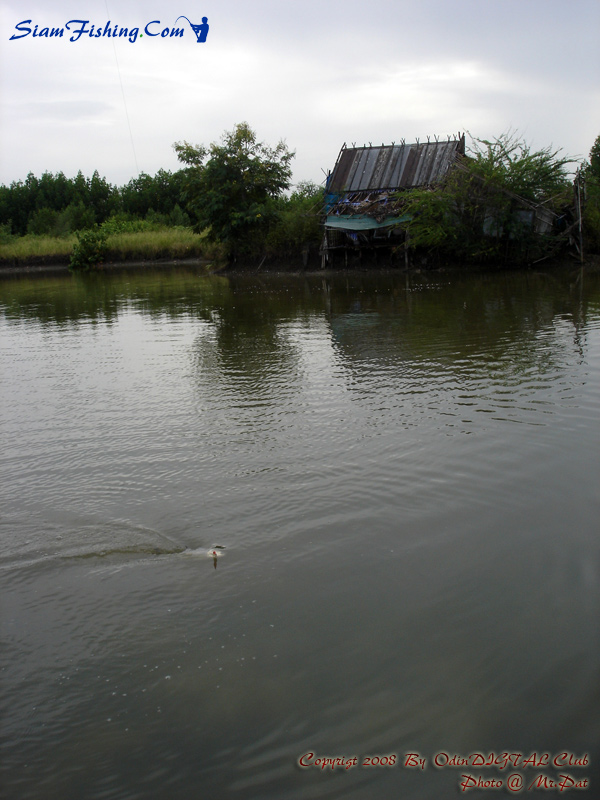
[1,0,599,191]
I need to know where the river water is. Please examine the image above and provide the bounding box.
[1,266,599,799]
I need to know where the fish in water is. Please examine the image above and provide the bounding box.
[209,545,225,569]
[182,544,226,568]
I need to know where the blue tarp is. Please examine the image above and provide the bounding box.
[325,214,411,231]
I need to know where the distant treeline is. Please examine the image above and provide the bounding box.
[4,127,598,269]
[0,168,191,237]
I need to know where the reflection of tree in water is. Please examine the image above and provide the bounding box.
[315,268,600,432]
[189,277,326,401]
[1,272,121,327]
[0,269,232,327]
[2,266,599,395]
[325,269,600,381]
[191,320,302,405]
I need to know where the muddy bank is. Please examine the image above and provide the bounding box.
[1,252,597,278]
[0,256,216,276]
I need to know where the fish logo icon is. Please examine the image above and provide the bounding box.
[176,15,209,42]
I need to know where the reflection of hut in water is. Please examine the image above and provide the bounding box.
[321,136,466,267]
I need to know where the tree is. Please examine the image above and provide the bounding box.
[173,122,294,257]
[120,169,186,219]
[401,132,575,263]
[582,133,600,253]
[468,131,573,202]
[264,180,323,258]
[586,134,600,182]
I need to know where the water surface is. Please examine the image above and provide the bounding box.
[1,266,599,799]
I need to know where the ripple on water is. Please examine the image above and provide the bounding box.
[1,269,599,800]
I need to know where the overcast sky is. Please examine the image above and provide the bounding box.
[1,0,599,190]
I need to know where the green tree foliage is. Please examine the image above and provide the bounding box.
[0,170,119,235]
[27,201,95,236]
[119,169,187,220]
[26,207,60,236]
[0,174,40,235]
[587,134,600,180]
[69,227,108,271]
[470,132,573,202]
[174,122,294,257]
[402,132,575,263]
[581,134,600,253]
[265,180,323,258]
[0,167,191,237]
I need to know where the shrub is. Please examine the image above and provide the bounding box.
[70,227,108,271]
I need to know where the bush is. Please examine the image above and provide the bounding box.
[70,227,108,271]
[100,214,154,235]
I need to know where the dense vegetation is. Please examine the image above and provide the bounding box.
[0,123,323,270]
[0,125,598,271]
[0,167,190,238]
[581,133,600,254]
[0,166,210,270]
[400,133,579,264]
[174,122,322,263]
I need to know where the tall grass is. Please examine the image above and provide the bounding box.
[0,234,76,260]
[106,229,216,260]
[0,228,226,266]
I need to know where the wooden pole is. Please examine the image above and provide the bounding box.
[576,171,584,265]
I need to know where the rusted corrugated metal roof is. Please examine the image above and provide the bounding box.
[328,136,465,194]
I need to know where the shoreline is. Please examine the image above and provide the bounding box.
[0,253,597,278]
[0,256,218,276]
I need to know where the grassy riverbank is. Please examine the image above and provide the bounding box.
[2,225,596,275]
[0,227,225,268]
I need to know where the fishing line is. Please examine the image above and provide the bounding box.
[104,0,140,175]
